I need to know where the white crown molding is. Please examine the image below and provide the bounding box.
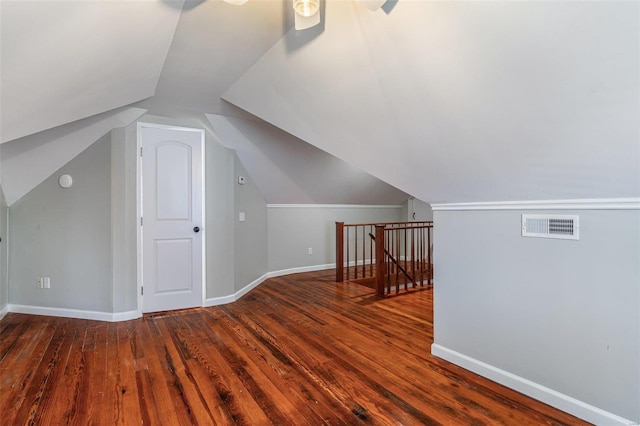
[431,198,640,211]
[431,344,636,426]
[267,204,403,209]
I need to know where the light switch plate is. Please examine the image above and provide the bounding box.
[239,212,245,222]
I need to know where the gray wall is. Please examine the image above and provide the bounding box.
[4,112,270,314]
[0,186,8,313]
[205,129,235,299]
[9,134,112,312]
[2,113,402,313]
[267,206,403,272]
[111,125,139,312]
[433,208,640,422]
[234,158,267,292]
[407,198,433,222]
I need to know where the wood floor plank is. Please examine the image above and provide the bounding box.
[12,318,73,425]
[175,313,293,422]
[115,321,143,425]
[143,317,197,425]
[0,317,57,424]
[154,316,220,425]
[208,307,355,425]
[41,324,91,426]
[200,308,346,424]
[77,321,109,425]
[0,269,590,425]
[172,311,277,425]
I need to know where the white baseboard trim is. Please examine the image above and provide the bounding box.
[7,304,142,323]
[6,263,345,321]
[204,294,236,307]
[204,263,337,307]
[204,275,269,307]
[431,344,636,426]
[235,273,270,300]
[0,304,8,320]
[111,310,142,322]
[267,263,336,278]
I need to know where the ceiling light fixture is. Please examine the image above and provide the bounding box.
[223,0,387,31]
[293,0,319,18]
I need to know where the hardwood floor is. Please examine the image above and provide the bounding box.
[1,269,588,425]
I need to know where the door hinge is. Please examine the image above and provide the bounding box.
[140,147,143,156]
[141,286,144,296]
[140,217,143,226]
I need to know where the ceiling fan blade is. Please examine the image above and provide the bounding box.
[223,0,250,5]
[294,10,321,30]
[354,0,387,11]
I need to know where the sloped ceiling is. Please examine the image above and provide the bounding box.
[0,0,182,143]
[139,0,292,118]
[206,113,409,204]
[223,1,640,203]
[1,1,638,206]
[0,0,409,206]
[2,107,146,205]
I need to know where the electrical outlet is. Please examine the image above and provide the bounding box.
[308,247,313,255]
[37,277,43,289]
[43,277,51,289]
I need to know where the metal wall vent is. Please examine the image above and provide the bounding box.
[522,214,579,240]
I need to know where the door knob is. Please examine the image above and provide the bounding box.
[193,226,200,233]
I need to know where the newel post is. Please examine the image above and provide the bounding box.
[427,225,432,286]
[375,225,385,298]
[336,222,344,282]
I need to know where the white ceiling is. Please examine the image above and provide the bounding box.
[223,0,640,202]
[0,0,183,143]
[139,0,292,118]
[206,113,409,204]
[2,107,146,205]
[1,0,638,205]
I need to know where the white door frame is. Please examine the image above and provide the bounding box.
[136,122,206,316]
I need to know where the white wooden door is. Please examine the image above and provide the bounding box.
[141,125,204,313]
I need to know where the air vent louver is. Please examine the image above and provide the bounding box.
[522,214,579,240]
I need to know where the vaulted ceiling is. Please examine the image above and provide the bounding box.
[1,0,638,205]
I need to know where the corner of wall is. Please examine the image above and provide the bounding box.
[432,199,640,424]
[205,130,236,299]
[111,126,139,314]
[0,184,8,318]
[233,155,268,293]
[7,133,113,314]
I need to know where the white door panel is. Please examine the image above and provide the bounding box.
[141,125,204,313]
[155,239,192,293]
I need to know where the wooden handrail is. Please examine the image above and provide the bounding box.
[380,224,433,231]
[336,221,434,295]
[343,221,432,227]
